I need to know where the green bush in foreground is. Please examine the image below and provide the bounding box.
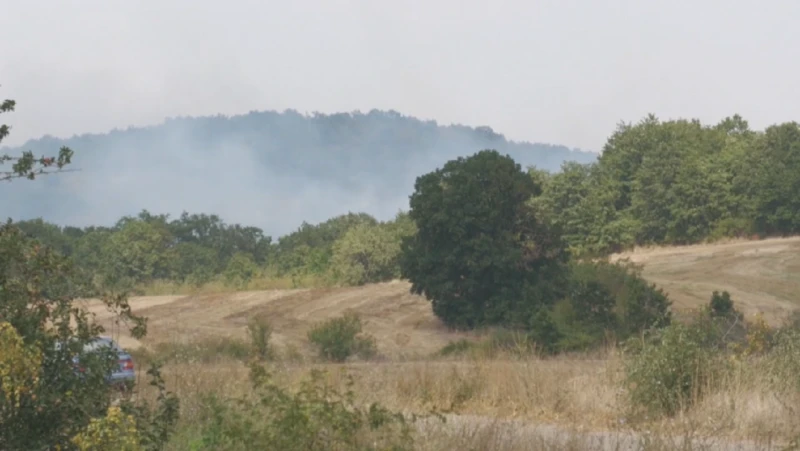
[623,321,724,418]
[187,362,422,451]
[307,313,377,362]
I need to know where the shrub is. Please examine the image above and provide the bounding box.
[71,366,179,451]
[765,327,800,392]
[549,261,672,352]
[709,290,735,317]
[189,363,421,450]
[742,313,774,356]
[0,322,42,410]
[246,316,274,361]
[118,365,180,451]
[0,223,148,449]
[552,277,616,351]
[307,313,377,362]
[70,406,143,451]
[570,261,671,338]
[623,321,724,417]
[223,252,259,289]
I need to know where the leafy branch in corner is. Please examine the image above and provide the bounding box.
[1,96,77,182]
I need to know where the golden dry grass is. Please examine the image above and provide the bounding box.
[79,280,471,356]
[611,236,800,326]
[144,352,796,450]
[89,236,800,449]
[81,236,800,353]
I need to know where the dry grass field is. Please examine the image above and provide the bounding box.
[82,236,800,353]
[610,236,800,326]
[80,236,800,449]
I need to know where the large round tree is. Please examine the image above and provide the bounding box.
[400,149,569,330]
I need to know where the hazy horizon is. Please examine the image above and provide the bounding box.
[3,0,799,236]
[0,109,597,237]
[1,107,597,154]
[3,0,799,151]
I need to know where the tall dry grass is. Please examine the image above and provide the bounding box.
[131,344,798,450]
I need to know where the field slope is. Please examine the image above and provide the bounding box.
[83,236,800,352]
[610,236,800,326]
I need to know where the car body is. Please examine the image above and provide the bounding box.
[56,336,136,388]
[82,337,136,387]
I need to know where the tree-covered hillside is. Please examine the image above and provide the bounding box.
[534,114,800,255]
[0,109,596,237]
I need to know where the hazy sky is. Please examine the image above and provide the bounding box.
[2,0,798,152]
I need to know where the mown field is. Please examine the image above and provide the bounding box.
[81,236,800,450]
[83,236,800,352]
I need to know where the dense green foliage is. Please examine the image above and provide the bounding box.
[535,115,800,255]
[400,150,570,330]
[10,210,414,291]
[9,113,798,302]
[552,261,671,350]
[400,150,671,351]
[1,96,179,450]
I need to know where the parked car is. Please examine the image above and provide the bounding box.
[84,337,136,388]
[56,336,136,389]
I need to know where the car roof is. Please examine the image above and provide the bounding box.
[55,336,124,352]
[83,337,123,351]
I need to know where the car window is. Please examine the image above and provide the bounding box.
[83,338,123,353]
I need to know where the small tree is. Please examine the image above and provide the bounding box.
[709,290,735,317]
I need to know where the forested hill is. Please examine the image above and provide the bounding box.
[0,109,596,236]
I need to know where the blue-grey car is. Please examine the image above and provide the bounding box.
[57,336,137,388]
[83,337,136,387]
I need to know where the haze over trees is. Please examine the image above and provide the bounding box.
[7,110,799,354]
[0,109,596,237]
[5,81,800,447]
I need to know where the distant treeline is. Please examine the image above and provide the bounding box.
[12,210,415,291]
[11,114,800,291]
[533,114,800,255]
[1,109,596,236]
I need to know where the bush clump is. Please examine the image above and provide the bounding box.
[189,363,420,450]
[623,321,724,418]
[70,406,143,451]
[307,313,377,362]
[247,316,275,361]
[551,260,672,352]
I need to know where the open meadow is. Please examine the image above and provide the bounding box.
[81,236,800,450]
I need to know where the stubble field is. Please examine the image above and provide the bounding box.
[81,236,800,450]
